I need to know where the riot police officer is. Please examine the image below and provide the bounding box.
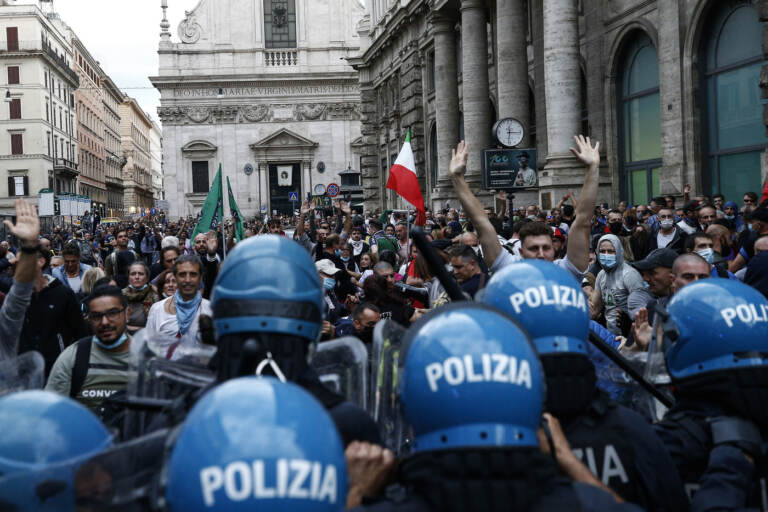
[166,377,349,511]
[354,303,642,511]
[0,390,113,510]
[480,260,688,510]
[651,279,768,509]
[211,234,380,446]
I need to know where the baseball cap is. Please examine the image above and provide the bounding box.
[631,248,678,271]
[315,259,340,276]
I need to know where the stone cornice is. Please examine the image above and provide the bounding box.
[362,0,430,63]
[158,102,361,125]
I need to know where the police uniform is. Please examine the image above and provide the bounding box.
[651,279,768,510]
[480,260,687,510]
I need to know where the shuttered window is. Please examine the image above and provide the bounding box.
[6,27,18,51]
[7,66,19,85]
[7,176,28,196]
[9,99,20,119]
[11,134,23,155]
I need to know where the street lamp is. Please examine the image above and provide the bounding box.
[4,90,11,103]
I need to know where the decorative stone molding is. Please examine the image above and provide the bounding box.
[157,102,362,125]
[178,11,202,44]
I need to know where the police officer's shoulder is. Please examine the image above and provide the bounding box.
[329,400,382,446]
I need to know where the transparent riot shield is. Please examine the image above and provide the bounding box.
[370,319,410,454]
[122,333,216,440]
[310,336,368,410]
[0,351,45,396]
[640,313,676,422]
[73,429,170,511]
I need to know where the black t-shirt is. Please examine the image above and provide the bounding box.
[377,298,414,327]
[460,272,487,299]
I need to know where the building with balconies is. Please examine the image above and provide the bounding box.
[101,74,125,218]
[151,0,365,218]
[0,1,79,211]
[120,96,153,213]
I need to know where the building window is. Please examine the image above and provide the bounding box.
[7,176,27,197]
[617,32,661,205]
[192,161,209,193]
[5,27,18,51]
[10,133,23,155]
[700,2,767,201]
[7,66,19,85]
[9,98,20,120]
[264,0,296,49]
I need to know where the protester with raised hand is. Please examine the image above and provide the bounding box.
[0,199,42,359]
[449,135,599,278]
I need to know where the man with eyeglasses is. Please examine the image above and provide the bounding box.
[46,285,136,413]
[743,191,758,209]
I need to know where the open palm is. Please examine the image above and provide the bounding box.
[4,199,39,244]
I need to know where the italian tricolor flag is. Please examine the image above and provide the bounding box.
[386,130,426,225]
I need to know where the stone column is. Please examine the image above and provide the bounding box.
[542,0,580,163]
[496,0,530,146]
[539,0,583,201]
[431,13,459,184]
[460,0,492,182]
[657,0,685,196]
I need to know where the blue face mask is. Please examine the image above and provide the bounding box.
[323,277,336,291]
[697,248,715,265]
[335,249,342,257]
[93,332,128,350]
[340,255,350,262]
[724,214,735,221]
[598,253,617,269]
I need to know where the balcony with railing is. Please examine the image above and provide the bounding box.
[264,49,298,66]
[54,158,79,177]
[6,40,79,85]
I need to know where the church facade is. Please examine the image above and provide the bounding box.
[151,0,365,219]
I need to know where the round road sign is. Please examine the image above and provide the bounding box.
[326,183,340,198]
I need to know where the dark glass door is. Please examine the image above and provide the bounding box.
[269,163,301,216]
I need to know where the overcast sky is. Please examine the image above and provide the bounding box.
[45,0,201,123]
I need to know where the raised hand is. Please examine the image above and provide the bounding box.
[631,307,652,350]
[684,183,691,195]
[300,200,310,216]
[340,200,352,216]
[4,199,40,246]
[449,141,469,178]
[205,230,218,255]
[569,135,600,168]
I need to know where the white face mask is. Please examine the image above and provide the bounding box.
[660,219,674,230]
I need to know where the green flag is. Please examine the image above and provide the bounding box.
[226,176,245,242]
[191,164,224,241]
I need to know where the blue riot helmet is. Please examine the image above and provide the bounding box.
[211,235,325,381]
[0,390,112,510]
[165,377,348,511]
[400,303,544,453]
[480,260,595,418]
[656,279,768,427]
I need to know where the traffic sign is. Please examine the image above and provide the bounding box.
[288,191,299,202]
[326,183,340,198]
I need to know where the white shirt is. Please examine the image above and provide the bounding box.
[144,296,213,360]
[66,274,82,294]
[656,230,675,249]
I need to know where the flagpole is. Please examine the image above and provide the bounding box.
[221,165,227,261]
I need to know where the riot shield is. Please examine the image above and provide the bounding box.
[121,339,215,440]
[73,429,170,511]
[370,319,410,454]
[310,336,368,410]
[0,351,44,395]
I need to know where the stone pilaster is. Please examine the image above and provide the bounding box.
[460,0,492,183]
[657,0,685,196]
[496,0,530,146]
[540,0,583,197]
[429,11,460,209]
[359,83,382,212]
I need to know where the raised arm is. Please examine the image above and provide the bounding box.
[449,141,502,267]
[566,136,601,272]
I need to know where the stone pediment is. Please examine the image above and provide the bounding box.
[250,128,319,150]
[181,140,218,159]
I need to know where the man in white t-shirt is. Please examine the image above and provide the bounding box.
[145,254,212,360]
[450,135,600,280]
